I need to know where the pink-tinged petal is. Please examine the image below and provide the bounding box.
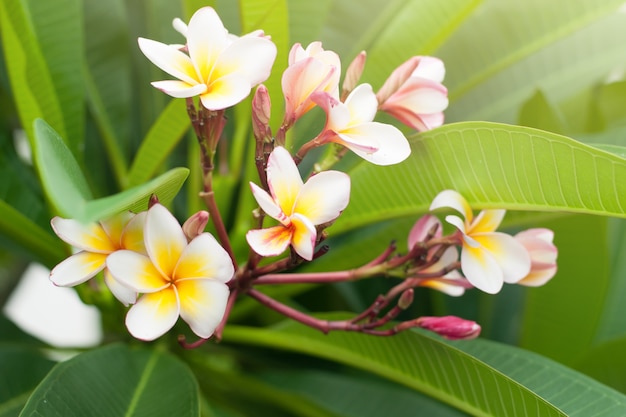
[337,122,410,166]
[104,269,137,306]
[246,226,292,257]
[283,61,338,123]
[51,217,116,253]
[106,250,169,293]
[420,274,467,297]
[412,56,446,83]
[137,38,198,85]
[416,315,480,340]
[518,265,557,287]
[311,90,350,131]
[120,211,147,253]
[344,84,378,125]
[376,56,421,104]
[100,211,133,247]
[473,232,531,284]
[144,204,187,278]
[417,112,445,130]
[333,130,379,154]
[125,287,179,341]
[408,215,442,249]
[266,147,303,215]
[290,213,317,261]
[382,80,449,115]
[460,243,503,294]
[515,228,557,286]
[216,36,277,86]
[182,211,210,241]
[151,80,207,98]
[173,233,234,283]
[288,42,305,64]
[200,72,251,110]
[50,252,107,286]
[424,246,459,273]
[249,182,289,225]
[516,228,554,244]
[470,209,505,234]
[430,190,473,222]
[177,279,230,338]
[186,7,228,82]
[293,171,350,225]
[342,51,366,93]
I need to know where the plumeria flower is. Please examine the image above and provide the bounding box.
[377,56,448,131]
[408,214,467,296]
[50,211,146,305]
[311,83,411,166]
[281,42,341,127]
[246,146,350,261]
[429,190,531,294]
[106,204,233,341]
[515,228,558,286]
[138,7,277,110]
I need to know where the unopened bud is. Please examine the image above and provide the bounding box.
[182,211,209,241]
[252,85,272,141]
[148,194,160,208]
[416,315,481,340]
[342,51,366,95]
[398,289,414,310]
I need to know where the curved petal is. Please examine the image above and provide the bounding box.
[266,146,303,215]
[249,182,288,225]
[429,190,473,222]
[100,211,133,247]
[383,79,448,114]
[290,213,317,261]
[106,250,169,293]
[293,171,350,225]
[421,274,466,297]
[50,251,107,286]
[408,214,442,249]
[51,217,116,253]
[338,122,410,166]
[376,56,420,104]
[473,232,531,284]
[145,204,187,278]
[417,112,445,130]
[173,233,234,283]
[470,209,505,234]
[445,214,467,235]
[344,84,378,125]
[120,211,147,254]
[177,279,230,338]
[412,56,446,82]
[151,80,207,98]
[125,287,179,341]
[199,72,251,110]
[104,269,137,306]
[283,58,337,122]
[186,7,228,82]
[246,226,292,257]
[137,38,198,85]
[460,243,503,294]
[216,36,277,86]
[312,90,350,131]
[518,265,557,287]
[424,246,459,272]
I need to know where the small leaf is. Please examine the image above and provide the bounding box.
[20,344,199,417]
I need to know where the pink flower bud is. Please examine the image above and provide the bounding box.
[514,228,558,287]
[398,289,414,310]
[407,214,442,250]
[252,85,272,141]
[182,211,209,241]
[416,315,481,340]
[342,51,367,96]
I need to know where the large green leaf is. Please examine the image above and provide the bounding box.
[333,122,626,237]
[225,321,626,416]
[439,0,626,123]
[20,344,199,417]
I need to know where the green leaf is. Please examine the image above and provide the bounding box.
[518,89,566,134]
[592,144,626,159]
[126,99,189,188]
[225,321,626,416]
[576,337,626,394]
[333,122,626,237]
[21,344,199,417]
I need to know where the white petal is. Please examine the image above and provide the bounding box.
[312,91,350,131]
[430,190,473,222]
[137,37,198,86]
[266,146,303,215]
[217,36,277,86]
[51,217,116,253]
[445,214,467,235]
[120,211,147,254]
[338,122,410,166]
[460,243,503,294]
[173,233,234,283]
[246,226,292,257]
[100,211,133,247]
[125,287,179,341]
[249,182,288,224]
[145,204,187,278]
[50,252,106,286]
[186,7,228,82]
[474,232,531,283]
[151,80,207,98]
[412,56,446,82]
[104,269,137,306]
[293,171,350,225]
[106,250,168,293]
[177,279,230,338]
[344,84,378,125]
[290,213,318,261]
[200,72,252,110]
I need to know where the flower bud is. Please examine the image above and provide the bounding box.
[416,315,481,340]
[342,51,366,96]
[182,211,209,241]
[252,85,272,141]
[398,289,414,310]
[407,214,442,250]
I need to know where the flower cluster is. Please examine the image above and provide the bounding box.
[48,6,557,344]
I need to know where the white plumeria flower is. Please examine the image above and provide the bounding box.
[50,211,146,305]
[138,7,277,110]
[429,190,531,294]
[246,146,350,261]
[106,204,233,341]
[312,83,411,166]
